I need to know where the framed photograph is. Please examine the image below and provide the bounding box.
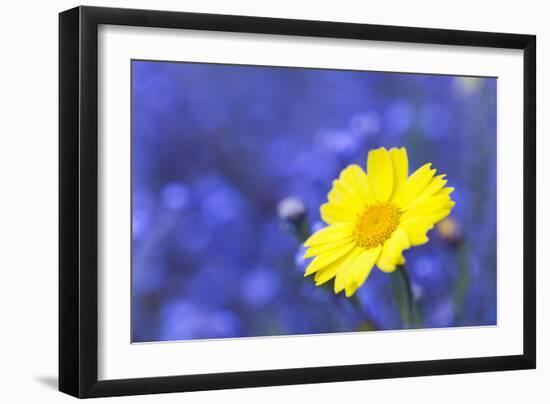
[59,6,536,398]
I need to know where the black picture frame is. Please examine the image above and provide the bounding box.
[59,5,536,398]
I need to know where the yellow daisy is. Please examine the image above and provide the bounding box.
[303,147,455,297]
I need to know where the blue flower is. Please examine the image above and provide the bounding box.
[241,267,281,307]
[161,182,190,210]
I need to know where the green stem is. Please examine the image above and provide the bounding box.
[294,218,311,244]
[390,264,416,328]
[397,265,414,325]
[452,241,469,324]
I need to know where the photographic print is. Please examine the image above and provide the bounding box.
[131,60,497,343]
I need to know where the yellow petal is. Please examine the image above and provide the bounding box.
[340,164,377,205]
[304,237,354,258]
[314,251,350,285]
[328,183,364,215]
[397,254,406,265]
[333,248,364,293]
[329,164,373,208]
[344,283,360,298]
[344,246,382,297]
[402,195,455,222]
[389,147,408,199]
[377,229,410,273]
[304,242,356,276]
[304,223,354,247]
[393,163,436,208]
[426,208,453,224]
[315,247,359,287]
[333,178,363,205]
[320,163,383,225]
[320,202,357,225]
[366,147,394,202]
[436,187,455,197]
[401,174,448,211]
[399,218,434,246]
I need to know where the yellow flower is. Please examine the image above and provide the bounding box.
[303,147,455,297]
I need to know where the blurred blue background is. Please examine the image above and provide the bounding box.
[131,60,497,342]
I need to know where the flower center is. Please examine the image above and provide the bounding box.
[354,203,401,249]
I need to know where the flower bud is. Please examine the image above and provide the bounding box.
[276,196,307,224]
[436,217,463,245]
